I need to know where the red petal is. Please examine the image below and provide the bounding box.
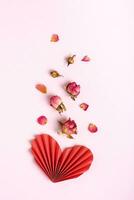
[37,116,47,125]
[81,56,90,62]
[80,103,89,111]
[51,34,59,42]
[35,84,47,93]
[88,123,98,133]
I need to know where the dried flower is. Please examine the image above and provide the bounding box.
[59,118,77,139]
[66,55,76,66]
[80,103,89,111]
[37,116,47,125]
[81,56,90,62]
[50,95,66,113]
[88,123,98,133]
[66,82,80,100]
[50,70,63,78]
[50,34,59,42]
[35,84,47,93]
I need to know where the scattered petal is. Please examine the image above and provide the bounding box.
[35,84,47,93]
[51,34,59,42]
[66,55,76,66]
[80,103,89,111]
[88,123,98,133]
[50,70,63,78]
[81,56,90,62]
[37,116,47,125]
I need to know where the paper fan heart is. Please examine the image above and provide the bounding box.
[31,134,93,182]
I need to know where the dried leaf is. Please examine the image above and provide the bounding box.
[51,34,59,42]
[35,84,47,93]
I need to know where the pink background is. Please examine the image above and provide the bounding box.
[0,0,134,199]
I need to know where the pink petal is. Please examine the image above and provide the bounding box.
[37,116,47,125]
[80,103,89,111]
[51,34,59,42]
[88,123,98,133]
[81,56,90,62]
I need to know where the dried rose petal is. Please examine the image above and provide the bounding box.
[80,103,89,111]
[88,123,98,133]
[81,56,90,62]
[37,116,47,125]
[66,55,76,66]
[51,34,59,42]
[50,70,63,78]
[35,84,47,93]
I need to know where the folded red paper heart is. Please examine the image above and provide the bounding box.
[31,134,93,182]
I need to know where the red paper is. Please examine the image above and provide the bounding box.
[31,134,93,182]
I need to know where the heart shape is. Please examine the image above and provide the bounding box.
[31,134,93,182]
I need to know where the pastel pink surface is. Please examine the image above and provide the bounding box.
[0,1,134,200]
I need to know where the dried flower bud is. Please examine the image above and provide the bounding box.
[50,70,63,78]
[66,82,80,100]
[58,118,77,139]
[50,95,66,113]
[66,55,76,66]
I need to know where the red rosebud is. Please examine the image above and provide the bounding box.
[66,82,80,100]
[59,118,77,139]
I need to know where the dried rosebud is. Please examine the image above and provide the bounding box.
[50,70,63,78]
[59,118,77,139]
[50,95,66,113]
[66,55,76,66]
[66,82,80,100]
[37,116,47,125]
[80,103,89,111]
[35,84,47,93]
[81,55,90,62]
[88,123,98,133]
[51,34,59,42]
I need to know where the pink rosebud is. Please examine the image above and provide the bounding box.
[66,82,80,100]
[88,123,98,133]
[50,95,66,113]
[80,103,89,111]
[59,118,77,139]
[81,55,90,62]
[37,116,47,125]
